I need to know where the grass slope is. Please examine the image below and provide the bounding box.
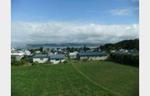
[72,61,139,96]
[12,61,138,96]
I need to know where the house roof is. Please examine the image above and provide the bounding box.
[50,54,65,59]
[33,54,49,58]
[33,54,65,59]
[78,51,107,57]
[11,51,25,56]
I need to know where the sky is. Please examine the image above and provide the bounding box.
[12,0,139,46]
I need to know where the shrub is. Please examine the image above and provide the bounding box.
[63,60,68,64]
[109,53,139,67]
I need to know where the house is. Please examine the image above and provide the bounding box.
[118,49,128,53]
[77,51,108,60]
[35,50,41,54]
[11,48,16,51]
[11,51,25,61]
[24,50,31,56]
[110,50,116,53]
[69,51,78,59]
[32,54,65,64]
[33,54,49,63]
[49,54,65,64]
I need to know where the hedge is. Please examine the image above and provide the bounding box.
[109,53,139,67]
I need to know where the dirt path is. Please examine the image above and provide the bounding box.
[71,63,122,96]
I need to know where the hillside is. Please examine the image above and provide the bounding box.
[100,39,139,51]
[12,61,138,96]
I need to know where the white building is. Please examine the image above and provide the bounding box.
[69,51,78,59]
[11,48,16,51]
[24,50,31,56]
[110,50,116,53]
[119,49,128,53]
[32,54,49,63]
[49,54,65,64]
[11,51,25,61]
[32,54,65,64]
[35,51,41,54]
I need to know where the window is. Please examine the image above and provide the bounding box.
[55,59,59,61]
[40,58,44,60]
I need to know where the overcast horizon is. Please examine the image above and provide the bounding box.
[12,0,139,47]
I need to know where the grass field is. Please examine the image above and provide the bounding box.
[12,61,139,96]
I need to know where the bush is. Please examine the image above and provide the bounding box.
[11,60,24,66]
[32,62,40,66]
[82,58,88,62]
[63,60,68,64]
[109,53,139,67]
[11,56,30,66]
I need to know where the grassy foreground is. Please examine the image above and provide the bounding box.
[12,61,138,96]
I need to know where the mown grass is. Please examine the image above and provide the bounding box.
[72,61,139,96]
[12,61,138,96]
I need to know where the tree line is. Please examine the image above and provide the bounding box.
[100,39,139,52]
[109,53,139,67]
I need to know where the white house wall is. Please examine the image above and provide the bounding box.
[69,52,78,59]
[33,58,49,63]
[50,59,65,64]
[69,55,77,59]
[16,55,24,61]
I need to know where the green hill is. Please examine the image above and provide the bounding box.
[100,39,139,51]
[12,61,138,96]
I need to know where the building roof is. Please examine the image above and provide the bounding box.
[11,51,25,56]
[78,51,107,57]
[33,54,49,58]
[50,54,65,59]
[33,54,65,60]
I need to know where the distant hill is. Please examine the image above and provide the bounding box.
[26,43,100,48]
[100,39,139,51]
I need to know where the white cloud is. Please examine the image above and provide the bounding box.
[110,8,131,16]
[12,21,139,45]
[110,6,139,16]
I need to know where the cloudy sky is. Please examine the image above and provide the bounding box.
[12,0,139,46]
